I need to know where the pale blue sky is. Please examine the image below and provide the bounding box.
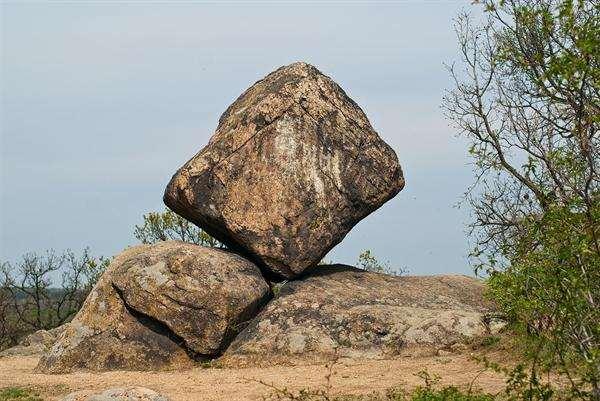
[1,1,482,275]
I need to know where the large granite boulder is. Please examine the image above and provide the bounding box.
[223,265,494,363]
[37,241,270,373]
[164,62,404,279]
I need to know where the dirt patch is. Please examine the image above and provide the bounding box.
[1,354,507,401]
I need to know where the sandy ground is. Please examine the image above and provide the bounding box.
[1,354,508,400]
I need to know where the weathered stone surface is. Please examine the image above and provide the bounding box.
[36,246,192,373]
[60,387,170,401]
[0,326,65,357]
[111,241,271,355]
[37,241,270,373]
[164,62,404,279]
[224,265,494,362]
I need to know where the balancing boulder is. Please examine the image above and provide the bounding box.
[164,62,404,279]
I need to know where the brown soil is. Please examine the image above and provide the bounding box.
[1,353,507,401]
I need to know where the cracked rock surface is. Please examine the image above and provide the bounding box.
[36,241,270,373]
[164,62,404,279]
[223,265,493,362]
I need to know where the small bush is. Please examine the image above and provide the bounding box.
[134,208,223,248]
[409,386,494,401]
[479,336,500,348]
[357,250,406,276]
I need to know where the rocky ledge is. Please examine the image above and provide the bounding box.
[224,265,494,364]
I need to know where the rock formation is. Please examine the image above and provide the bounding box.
[164,62,404,279]
[37,241,270,373]
[25,63,497,374]
[223,265,493,363]
[0,326,65,357]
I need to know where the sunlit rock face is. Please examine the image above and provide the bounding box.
[224,266,493,363]
[164,62,404,279]
[36,241,270,373]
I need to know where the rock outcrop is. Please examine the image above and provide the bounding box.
[37,241,270,373]
[223,265,493,363]
[28,64,487,374]
[0,326,65,357]
[60,387,170,401]
[164,62,404,279]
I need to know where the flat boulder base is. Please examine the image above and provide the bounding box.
[164,62,404,279]
[37,241,270,373]
[223,265,493,364]
[60,387,170,401]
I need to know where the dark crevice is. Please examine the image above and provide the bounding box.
[112,281,276,360]
[111,283,211,362]
[220,287,273,353]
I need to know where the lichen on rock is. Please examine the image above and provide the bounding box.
[223,265,494,363]
[164,62,404,279]
[36,241,270,373]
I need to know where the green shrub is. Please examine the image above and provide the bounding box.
[134,208,223,248]
[480,336,501,348]
[444,0,600,398]
[409,386,495,401]
[357,250,406,276]
[487,203,600,399]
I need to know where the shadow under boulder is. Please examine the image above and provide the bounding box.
[36,241,270,373]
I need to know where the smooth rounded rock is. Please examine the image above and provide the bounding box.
[111,241,271,355]
[0,326,65,357]
[37,241,270,373]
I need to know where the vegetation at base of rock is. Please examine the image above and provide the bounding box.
[0,388,43,401]
[444,0,599,399]
[486,203,600,399]
[478,336,501,348]
[260,370,496,401]
[0,249,108,351]
[134,208,224,248]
